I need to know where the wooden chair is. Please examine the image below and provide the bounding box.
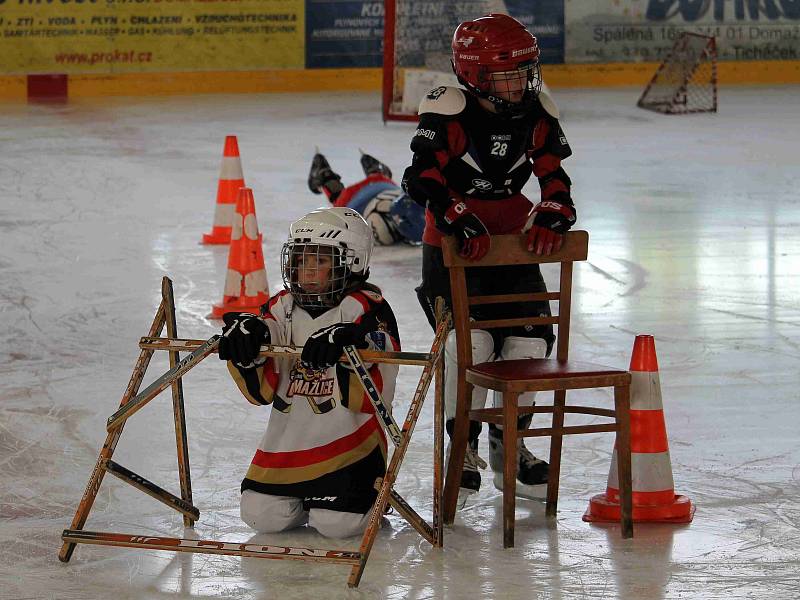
[441,231,633,547]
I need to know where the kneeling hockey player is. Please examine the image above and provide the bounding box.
[308,149,425,246]
[219,207,401,538]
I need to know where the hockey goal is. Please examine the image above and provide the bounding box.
[637,33,718,115]
[383,0,513,122]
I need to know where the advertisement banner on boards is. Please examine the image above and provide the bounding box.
[305,0,566,70]
[305,0,383,68]
[0,0,304,75]
[566,0,800,64]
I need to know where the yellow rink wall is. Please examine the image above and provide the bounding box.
[1,60,799,100]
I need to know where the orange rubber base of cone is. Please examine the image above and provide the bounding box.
[583,493,695,524]
[209,297,269,319]
[201,229,232,245]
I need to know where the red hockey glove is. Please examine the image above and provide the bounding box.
[444,201,491,261]
[525,200,576,255]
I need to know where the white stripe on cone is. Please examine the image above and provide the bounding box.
[219,156,244,180]
[607,449,676,492]
[243,214,259,240]
[630,370,664,411]
[211,202,236,229]
[231,212,243,240]
[244,269,268,297]
[223,269,242,297]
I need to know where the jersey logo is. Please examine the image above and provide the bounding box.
[471,178,493,191]
[414,128,436,140]
[426,86,447,100]
[491,134,512,142]
[284,362,336,414]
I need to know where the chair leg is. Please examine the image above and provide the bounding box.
[502,392,519,548]
[614,384,634,539]
[546,389,566,517]
[442,382,473,524]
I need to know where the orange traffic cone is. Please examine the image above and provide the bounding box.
[210,187,270,318]
[202,136,245,244]
[584,335,695,524]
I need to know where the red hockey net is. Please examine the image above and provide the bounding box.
[637,33,718,115]
[383,0,504,122]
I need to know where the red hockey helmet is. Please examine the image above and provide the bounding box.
[451,13,542,116]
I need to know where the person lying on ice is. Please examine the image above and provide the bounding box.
[307,149,425,246]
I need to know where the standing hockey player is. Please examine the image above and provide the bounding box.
[308,149,425,246]
[218,207,401,538]
[401,13,577,503]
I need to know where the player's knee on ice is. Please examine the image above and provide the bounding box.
[309,509,371,538]
[240,490,308,533]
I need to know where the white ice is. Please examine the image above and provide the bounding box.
[1,86,799,599]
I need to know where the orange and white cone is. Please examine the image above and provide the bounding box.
[210,187,270,318]
[584,335,695,523]
[202,135,245,245]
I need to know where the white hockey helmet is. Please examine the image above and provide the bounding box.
[281,207,374,308]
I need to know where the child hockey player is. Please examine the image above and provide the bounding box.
[402,14,577,503]
[219,207,400,538]
[308,149,425,246]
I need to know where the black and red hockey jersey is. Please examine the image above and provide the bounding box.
[402,85,573,246]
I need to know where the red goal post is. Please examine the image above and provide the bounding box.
[383,0,505,122]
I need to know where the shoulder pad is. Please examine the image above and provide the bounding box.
[538,82,560,119]
[418,86,466,116]
[360,289,383,303]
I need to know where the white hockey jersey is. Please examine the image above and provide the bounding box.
[227,288,400,500]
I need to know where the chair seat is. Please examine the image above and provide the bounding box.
[466,358,630,392]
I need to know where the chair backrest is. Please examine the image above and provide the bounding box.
[441,231,589,368]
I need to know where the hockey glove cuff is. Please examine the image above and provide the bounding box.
[219,312,269,368]
[444,201,491,261]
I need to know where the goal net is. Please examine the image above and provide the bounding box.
[637,33,718,115]
[382,0,511,121]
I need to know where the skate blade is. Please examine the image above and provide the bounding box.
[457,487,477,510]
[492,473,547,501]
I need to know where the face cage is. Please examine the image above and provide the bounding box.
[478,62,542,117]
[280,242,353,309]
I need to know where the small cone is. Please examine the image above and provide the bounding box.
[202,136,245,244]
[584,335,695,524]
[210,187,270,318]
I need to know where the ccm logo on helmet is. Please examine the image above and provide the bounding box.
[415,128,436,140]
[512,46,536,58]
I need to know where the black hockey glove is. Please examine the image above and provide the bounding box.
[526,200,576,255]
[219,312,269,368]
[301,321,372,370]
[444,201,491,261]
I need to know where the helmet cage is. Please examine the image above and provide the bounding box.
[281,242,353,309]
[454,58,542,117]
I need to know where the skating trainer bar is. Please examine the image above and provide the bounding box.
[106,336,221,431]
[139,336,432,366]
[61,530,360,564]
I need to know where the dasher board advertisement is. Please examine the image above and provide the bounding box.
[565,0,800,63]
[0,0,304,74]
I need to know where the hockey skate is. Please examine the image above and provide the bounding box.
[446,438,487,509]
[488,422,549,501]
[359,149,393,180]
[307,151,342,195]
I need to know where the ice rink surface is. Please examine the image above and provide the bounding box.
[1,86,799,599]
